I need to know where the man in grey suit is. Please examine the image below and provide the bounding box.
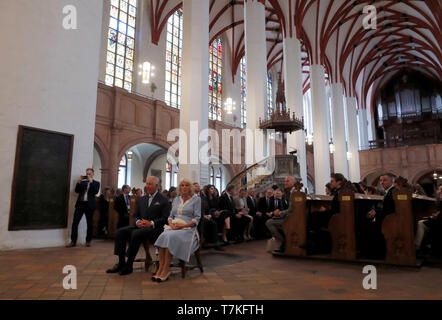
[265,176,297,253]
[106,176,169,276]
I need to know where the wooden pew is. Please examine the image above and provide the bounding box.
[129,195,138,226]
[382,191,437,266]
[328,190,356,260]
[282,191,308,256]
[107,198,118,238]
[92,196,101,236]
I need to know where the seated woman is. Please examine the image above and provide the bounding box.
[98,187,112,237]
[153,179,201,282]
[234,188,254,241]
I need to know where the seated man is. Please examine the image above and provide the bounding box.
[415,185,442,255]
[219,185,247,242]
[265,176,297,253]
[106,176,169,276]
[255,188,274,239]
[114,184,131,229]
[303,173,346,253]
[362,173,396,258]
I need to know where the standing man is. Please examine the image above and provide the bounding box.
[67,168,100,247]
[265,176,297,253]
[106,176,169,276]
[115,184,131,228]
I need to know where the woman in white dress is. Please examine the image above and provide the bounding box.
[153,179,201,282]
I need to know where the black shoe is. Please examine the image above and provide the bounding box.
[106,264,125,274]
[66,242,76,248]
[119,266,133,276]
[272,247,285,254]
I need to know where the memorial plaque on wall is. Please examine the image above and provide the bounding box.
[9,126,74,230]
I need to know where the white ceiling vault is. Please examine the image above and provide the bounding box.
[148,0,441,109]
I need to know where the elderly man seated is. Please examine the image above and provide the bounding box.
[106,176,170,276]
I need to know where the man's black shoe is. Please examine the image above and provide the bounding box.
[272,247,285,254]
[106,264,124,274]
[119,266,133,276]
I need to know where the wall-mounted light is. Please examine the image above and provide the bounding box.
[305,134,313,146]
[329,141,335,154]
[224,97,236,115]
[347,151,352,160]
[127,150,133,160]
[433,171,438,180]
[138,61,155,84]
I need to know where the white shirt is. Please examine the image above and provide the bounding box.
[83,181,90,201]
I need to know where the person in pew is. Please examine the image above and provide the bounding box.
[356,186,384,258]
[67,168,101,248]
[255,188,274,239]
[415,185,442,255]
[235,188,254,241]
[153,179,201,282]
[106,176,169,276]
[197,184,222,249]
[302,173,347,253]
[114,184,132,229]
[135,188,143,198]
[219,185,247,243]
[98,187,112,237]
[203,184,229,244]
[269,189,289,215]
[362,173,397,258]
[325,183,333,196]
[246,188,258,217]
[265,176,298,253]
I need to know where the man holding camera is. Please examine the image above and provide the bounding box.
[67,168,100,247]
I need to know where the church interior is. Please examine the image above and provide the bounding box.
[0,0,441,300]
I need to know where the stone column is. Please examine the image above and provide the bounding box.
[283,36,307,186]
[310,65,331,194]
[330,82,349,178]
[346,96,361,182]
[358,107,369,150]
[179,0,209,185]
[244,0,268,165]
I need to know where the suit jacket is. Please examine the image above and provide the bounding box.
[246,196,257,216]
[268,196,288,213]
[133,192,170,230]
[218,193,236,215]
[257,197,272,214]
[378,186,396,221]
[75,180,100,210]
[115,194,130,217]
[276,188,295,219]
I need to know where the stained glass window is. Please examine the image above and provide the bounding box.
[240,57,247,129]
[165,161,172,190]
[165,9,183,109]
[266,74,273,119]
[210,166,215,186]
[216,168,222,193]
[105,0,137,92]
[209,38,223,121]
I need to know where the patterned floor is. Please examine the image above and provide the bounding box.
[0,239,441,300]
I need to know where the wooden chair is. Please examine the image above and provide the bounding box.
[134,239,159,273]
[177,249,203,278]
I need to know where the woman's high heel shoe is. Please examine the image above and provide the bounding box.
[156,272,171,282]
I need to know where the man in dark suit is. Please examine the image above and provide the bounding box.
[268,189,289,213]
[255,188,274,238]
[219,185,247,242]
[362,173,396,258]
[106,176,169,276]
[266,176,297,252]
[67,168,100,247]
[114,184,131,228]
[246,188,257,217]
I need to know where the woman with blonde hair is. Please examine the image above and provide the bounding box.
[153,179,201,282]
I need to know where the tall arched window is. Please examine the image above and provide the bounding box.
[240,56,247,128]
[216,168,222,192]
[267,74,273,119]
[165,9,183,109]
[118,154,128,188]
[210,166,215,186]
[209,38,223,121]
[105,0,137,92]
